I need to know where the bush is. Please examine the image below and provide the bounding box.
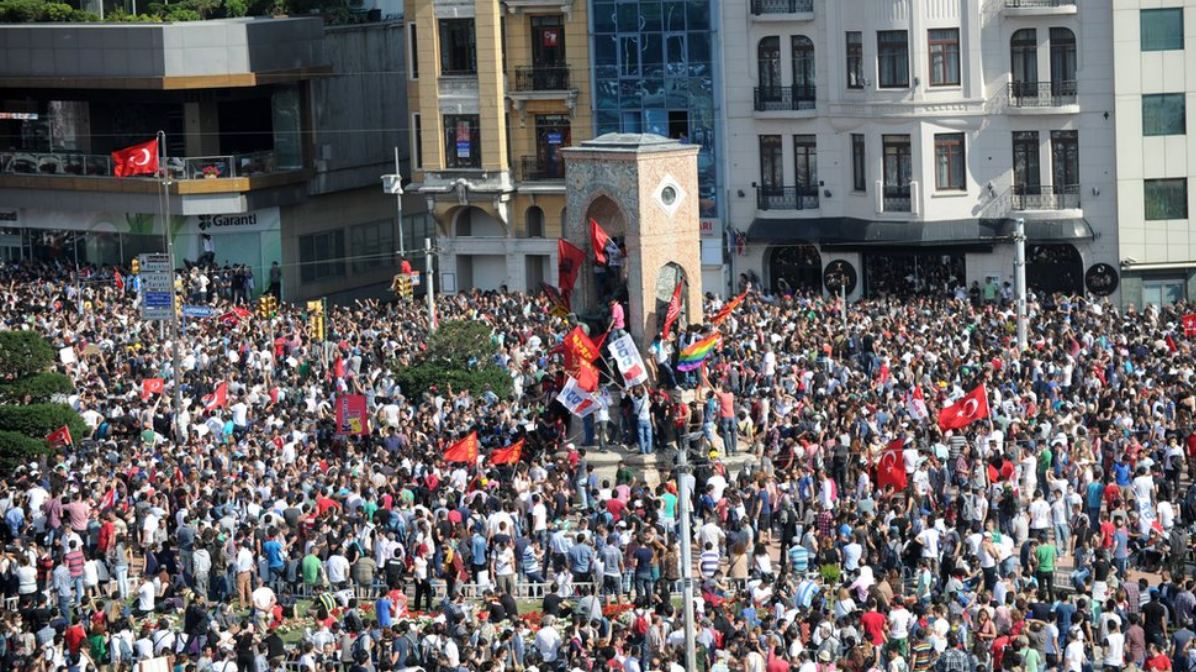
[0,431,49,471]
[0,372,75,403]
[0,0,46,21]
[0,331,54,379]
[395,320,513,400]
[0,403,88,444]
[44,2,73,20]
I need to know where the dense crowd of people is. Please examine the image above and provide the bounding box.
[0,256,1194,672]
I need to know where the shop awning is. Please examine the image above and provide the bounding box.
[746,217,1094,247]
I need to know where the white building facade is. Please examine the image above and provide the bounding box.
[1113,0,1196,307]
[720,0,1119,301]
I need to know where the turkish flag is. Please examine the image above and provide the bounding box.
[111,138,159,178]
[557,239,586,303]
[444,431,479,463]
[662,279,683,340]
[590,219,612,264]
[142,378,165,398]
[490,439,524,465]
[46,425,72,446]
[937,384,990,431]
[877,437,907,491]
[218,312,241,327]
[233,306,253,319]
[202,381,228,411]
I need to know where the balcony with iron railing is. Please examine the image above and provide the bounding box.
[1012,184,1081,211]
[754,85,816,113]
[750,0,813,17]
[0,149,304,194]
[521,155,566,183]
[756,185,819,211]
[883,186,911,213]
[1006,81,1078,111]
[1004,0,1077,15]
[513,65,571,92]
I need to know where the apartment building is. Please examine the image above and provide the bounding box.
[405,0,591,293]
[1113,0,1196,307]
[721,0,1119,301]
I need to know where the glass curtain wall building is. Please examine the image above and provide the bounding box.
[591,0,722,218]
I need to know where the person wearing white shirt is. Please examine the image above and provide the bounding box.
[1063,629,1086,672]
[325,553,350,589]
[534,617,562,663]
[136,577,156,616]
[1103,621,1125,668]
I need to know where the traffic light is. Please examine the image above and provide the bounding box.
[266,295,278,316]
[394,273,413,299]
[130,257,140,276]
[257,295,271,318]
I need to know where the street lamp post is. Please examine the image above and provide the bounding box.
[1013,217,1027,350]
[383,148,405,256]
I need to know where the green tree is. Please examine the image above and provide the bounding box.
[0,332,84,470]
[395,320,513,400]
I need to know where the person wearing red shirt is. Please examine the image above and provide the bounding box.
[1099,512,1116,552]
[315,490,340,516]
[860,600,888,646]
[1145,645,1172,672]
[766,645,791,672]
[64,618,87,655]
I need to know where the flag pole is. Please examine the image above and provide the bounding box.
[158,129,185,444]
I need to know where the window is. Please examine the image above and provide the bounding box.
[1011,29,1038,97]
[928,28,960,86]
[791,36,815,100]
[758,37,781,100]
[883,135,911,189]
[759,135,783,189]
[439,19,476,75]
[846,32,863,89]
[851,134,866,191]
[1143,280,1185,306]
[1049,28,1076,91]
[444,114,481,169]
[1145,178,1188,220]
[1012,131,1040,189]
[877,31,909,88]
[350,220,395,273]
[299,230,345,282]
[1143,94,1187,136]
[412,113,423,169]
[934,133,965,190]
[1141,8,1184,51]
[793,135,817,188]
[1051,130,1079,187]
[408,23,419,79]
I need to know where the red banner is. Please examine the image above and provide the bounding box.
[877,437,906,491]
[335,394,370,436]
[557,239,586,305]
[590,219,612,264]
[711,291,747,325]
[490,439,524,465]
[1184,314,1196,337]
[662,279,683,339]
[444,431,479,463]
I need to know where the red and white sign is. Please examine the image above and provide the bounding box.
[556,376,598,418]
[607,333,650,387]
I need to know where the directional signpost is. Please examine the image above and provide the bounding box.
[139,253,174,321]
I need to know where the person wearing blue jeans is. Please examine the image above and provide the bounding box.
[631,386,654,454]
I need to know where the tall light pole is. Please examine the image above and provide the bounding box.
[159,130,185,443]
[383,148,405,256]
[425,237,437,330]
[1013,217,1027,350]
[676,445,697,672]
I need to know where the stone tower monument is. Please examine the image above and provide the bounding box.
[561,133,704,349]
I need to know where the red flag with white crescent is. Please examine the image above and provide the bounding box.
[937,384,990,431]
[877,437,907,491]
[111,138,160,178]
[202,381,228,411]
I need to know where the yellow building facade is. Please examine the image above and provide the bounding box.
[406,0,591,293]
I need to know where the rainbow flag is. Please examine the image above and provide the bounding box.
[677,333,721,371]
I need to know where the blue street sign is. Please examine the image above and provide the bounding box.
[144,292,173,309]
[182,305,215,318]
